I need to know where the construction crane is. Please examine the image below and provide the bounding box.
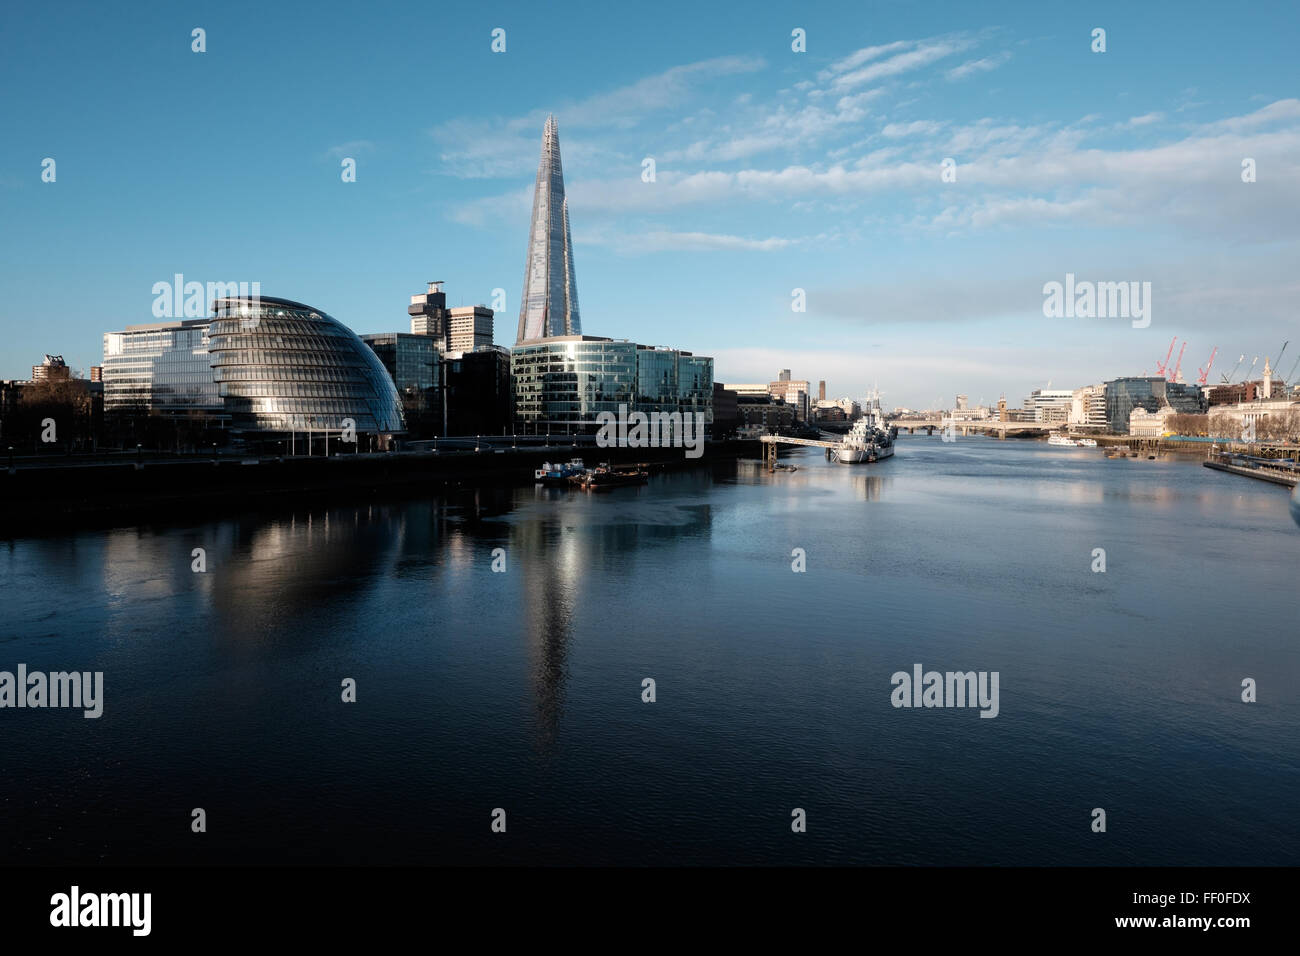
[1274,340,1289,377]
[1196,346,1218,387]
[1169,341,1187,382]
[1154,337,1177,378]
[1286,353,1300,386]
[1220,354,1245,384]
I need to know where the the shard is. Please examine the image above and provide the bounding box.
[517,115,581,343]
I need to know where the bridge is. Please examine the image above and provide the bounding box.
[892,419,1051,438]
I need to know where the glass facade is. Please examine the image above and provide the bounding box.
[208,296,405,433]
[1105,377,1207,433]
[101,319,225,416]
[512,337,713,432]
[679,354,714,424]
[360,333,439,392]
[517,115,581,342]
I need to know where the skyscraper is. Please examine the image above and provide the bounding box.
[517,115,580,343]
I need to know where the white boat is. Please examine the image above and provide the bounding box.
[835,397,895,463]
[1076,437,1097,447]
[1048,434,1078,447]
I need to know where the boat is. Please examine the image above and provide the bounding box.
[835,394,894,464]
[578,465,649,490]
[1048,434,1078,447]
[1076,437,1097,447]
[534,458,586,486]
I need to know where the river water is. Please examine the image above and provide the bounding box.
[2,435,1297,865]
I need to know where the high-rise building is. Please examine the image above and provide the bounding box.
[517,115,580,343]
[409,280,494,353]
[778,369,791,382]
[447,306,494,353]
[955,394,968,411]
[409,280,449,339]
[818,380,826,402]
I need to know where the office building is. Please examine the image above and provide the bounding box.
[769,374,811,421]
[207,295,404,435]
[517,115,580,342]
[444,346,512,436]
[409,281,495,354]
[712,383,739,437]
[1104,377,1206,433]
[736,395,795,434]
[448,306,494,353]
[721,383,772,399]
[360,333,439,394]
[409,281,450,341]
[1069,385,1108,429]
[511,337,712,434]
[101,319,225,417]
[1023,388,1074,424]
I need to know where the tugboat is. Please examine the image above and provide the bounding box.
[534,458,586,486]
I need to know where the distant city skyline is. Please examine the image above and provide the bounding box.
[2,0,1298,406]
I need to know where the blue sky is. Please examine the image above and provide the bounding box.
[2,0,1298,407]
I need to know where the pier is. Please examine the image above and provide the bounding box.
[759,434,840,469]
[1204,453,1299,487]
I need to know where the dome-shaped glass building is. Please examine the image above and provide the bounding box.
[208,296,405,434]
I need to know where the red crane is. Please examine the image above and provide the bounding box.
[1169,341,1187,382]
[1154,337,1177,378]
[1196,346,1218,387]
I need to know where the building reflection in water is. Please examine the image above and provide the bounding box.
[507,475,714,754]
[855,473,892,501]
[509,502,577,754]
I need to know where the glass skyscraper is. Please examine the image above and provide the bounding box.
[517,115,581,343]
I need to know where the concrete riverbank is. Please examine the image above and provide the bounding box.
[0,440,762,534]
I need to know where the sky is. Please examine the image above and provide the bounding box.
[2,0,1298,408]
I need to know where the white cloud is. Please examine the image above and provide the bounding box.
[946,52,1011,81]
[324,140,374,160]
